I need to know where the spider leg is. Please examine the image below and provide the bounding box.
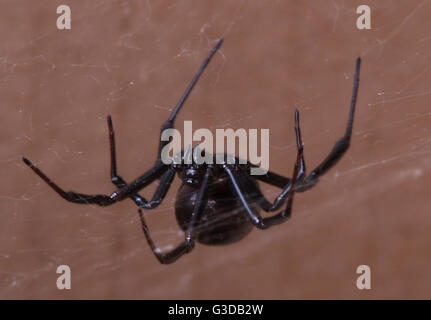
[138,167,176,209]
[238,109,305,212]
[250,57,361,194]
[138,166,213,264]
[296,57,361,192]
[108,115,147,206]
[157,39,223,158]
[225,143,302,229]
[247,109,305,189]
[107,115,175,209]
[252,170,290,189]
[22,157,167,206]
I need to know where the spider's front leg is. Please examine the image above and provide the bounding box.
[252,57,361,194]
[139,166,213,264]
[295,57,361,191]
[106,39,223,210]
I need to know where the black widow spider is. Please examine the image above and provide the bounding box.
[23,39,361,264]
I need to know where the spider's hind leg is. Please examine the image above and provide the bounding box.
[138,166,213,264]
[23,157,116,206]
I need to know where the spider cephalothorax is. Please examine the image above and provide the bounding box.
[23,39,361,264]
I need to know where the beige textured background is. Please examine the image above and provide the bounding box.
[1,1,430,299]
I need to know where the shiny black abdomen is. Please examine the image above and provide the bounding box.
[175,176,260,245]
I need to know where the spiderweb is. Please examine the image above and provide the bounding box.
[1,0,430,299]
